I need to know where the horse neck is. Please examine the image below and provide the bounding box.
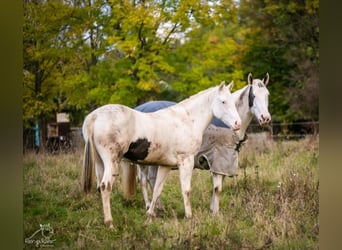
[233,86,254,140]
[178,87,216,133]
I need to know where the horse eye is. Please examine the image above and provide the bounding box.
[221,100,226,104]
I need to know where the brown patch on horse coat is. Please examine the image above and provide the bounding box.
[124,138,151,161]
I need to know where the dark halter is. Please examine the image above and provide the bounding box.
[248,85,255,108]
[235,133,248,152]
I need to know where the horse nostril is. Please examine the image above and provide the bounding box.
[234,121,241,129]
[261,114,270,121]
[260,114,271,124]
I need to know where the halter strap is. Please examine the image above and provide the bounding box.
[235,133,248,152]
[248,85,255,107]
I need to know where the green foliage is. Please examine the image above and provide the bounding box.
[238,0,319,121]
[23,0,319,128]
[170,30,244,95]
[23,1,74,122]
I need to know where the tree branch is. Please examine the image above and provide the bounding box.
[163,23,179,45]
[138,21,146,47]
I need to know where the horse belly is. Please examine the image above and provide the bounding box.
[123,138,178,166]
[143,148,178,166]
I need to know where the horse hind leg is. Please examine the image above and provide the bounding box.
[95,157,104,192]
[146,166,171,220]
[99,151,121,229]
[148,165,164,211]
[210,173,223,214]
[138,165,151,210]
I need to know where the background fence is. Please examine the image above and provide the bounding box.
[23,121,319,153]
[246,121,319,140]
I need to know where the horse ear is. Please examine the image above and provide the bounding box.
[263,73,270,85]
[227,81,234,91]
[219,81,226,90]
[248,73,253,85]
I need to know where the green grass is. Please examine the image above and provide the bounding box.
[23,137,319,249]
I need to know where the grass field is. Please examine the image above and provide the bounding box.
[23,136,318,249]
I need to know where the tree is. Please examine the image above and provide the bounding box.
[23,1,69,148]
[238,0,319,121]
[54,0,112,122]
[24,0,318,134]
[102,0,195,106]
[23,0,113,128]
[167,0,244,97]
[23,0,77,136]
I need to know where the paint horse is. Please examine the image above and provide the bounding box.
[135,73,271,214]
[133,101,242,212]
[81,81,241,228]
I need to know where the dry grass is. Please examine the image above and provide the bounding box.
[23,137,318,249]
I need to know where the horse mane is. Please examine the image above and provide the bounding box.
[177,85,218,106]
[236,84,249,104]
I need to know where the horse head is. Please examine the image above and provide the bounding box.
[247,73,271,126]
[212,81,241,131]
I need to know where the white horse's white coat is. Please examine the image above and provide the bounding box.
[233,73,271,140]
[210,73,271,213]
[81,81,241,228]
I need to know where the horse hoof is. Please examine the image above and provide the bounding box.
[185,213,192,219]
[147,211,156,218]
[210,208,219,214]
[156,204,165,212]
[145,211,156,224]
[105,220,114,229]
[144,216,154,225]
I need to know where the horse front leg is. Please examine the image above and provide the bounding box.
[210,173,223,214]
[178,157,194,218]
[138,164,151,210]
[146,166,170,219]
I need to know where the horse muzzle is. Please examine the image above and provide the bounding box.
[232,120,241,131]
[259,113,271,126]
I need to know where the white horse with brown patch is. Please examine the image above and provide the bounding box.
[81,81,241,228]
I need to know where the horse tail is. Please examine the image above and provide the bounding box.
[81,119,95,193]
[121,160,137,199]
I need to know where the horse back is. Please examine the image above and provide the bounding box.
[84,104,202,166]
